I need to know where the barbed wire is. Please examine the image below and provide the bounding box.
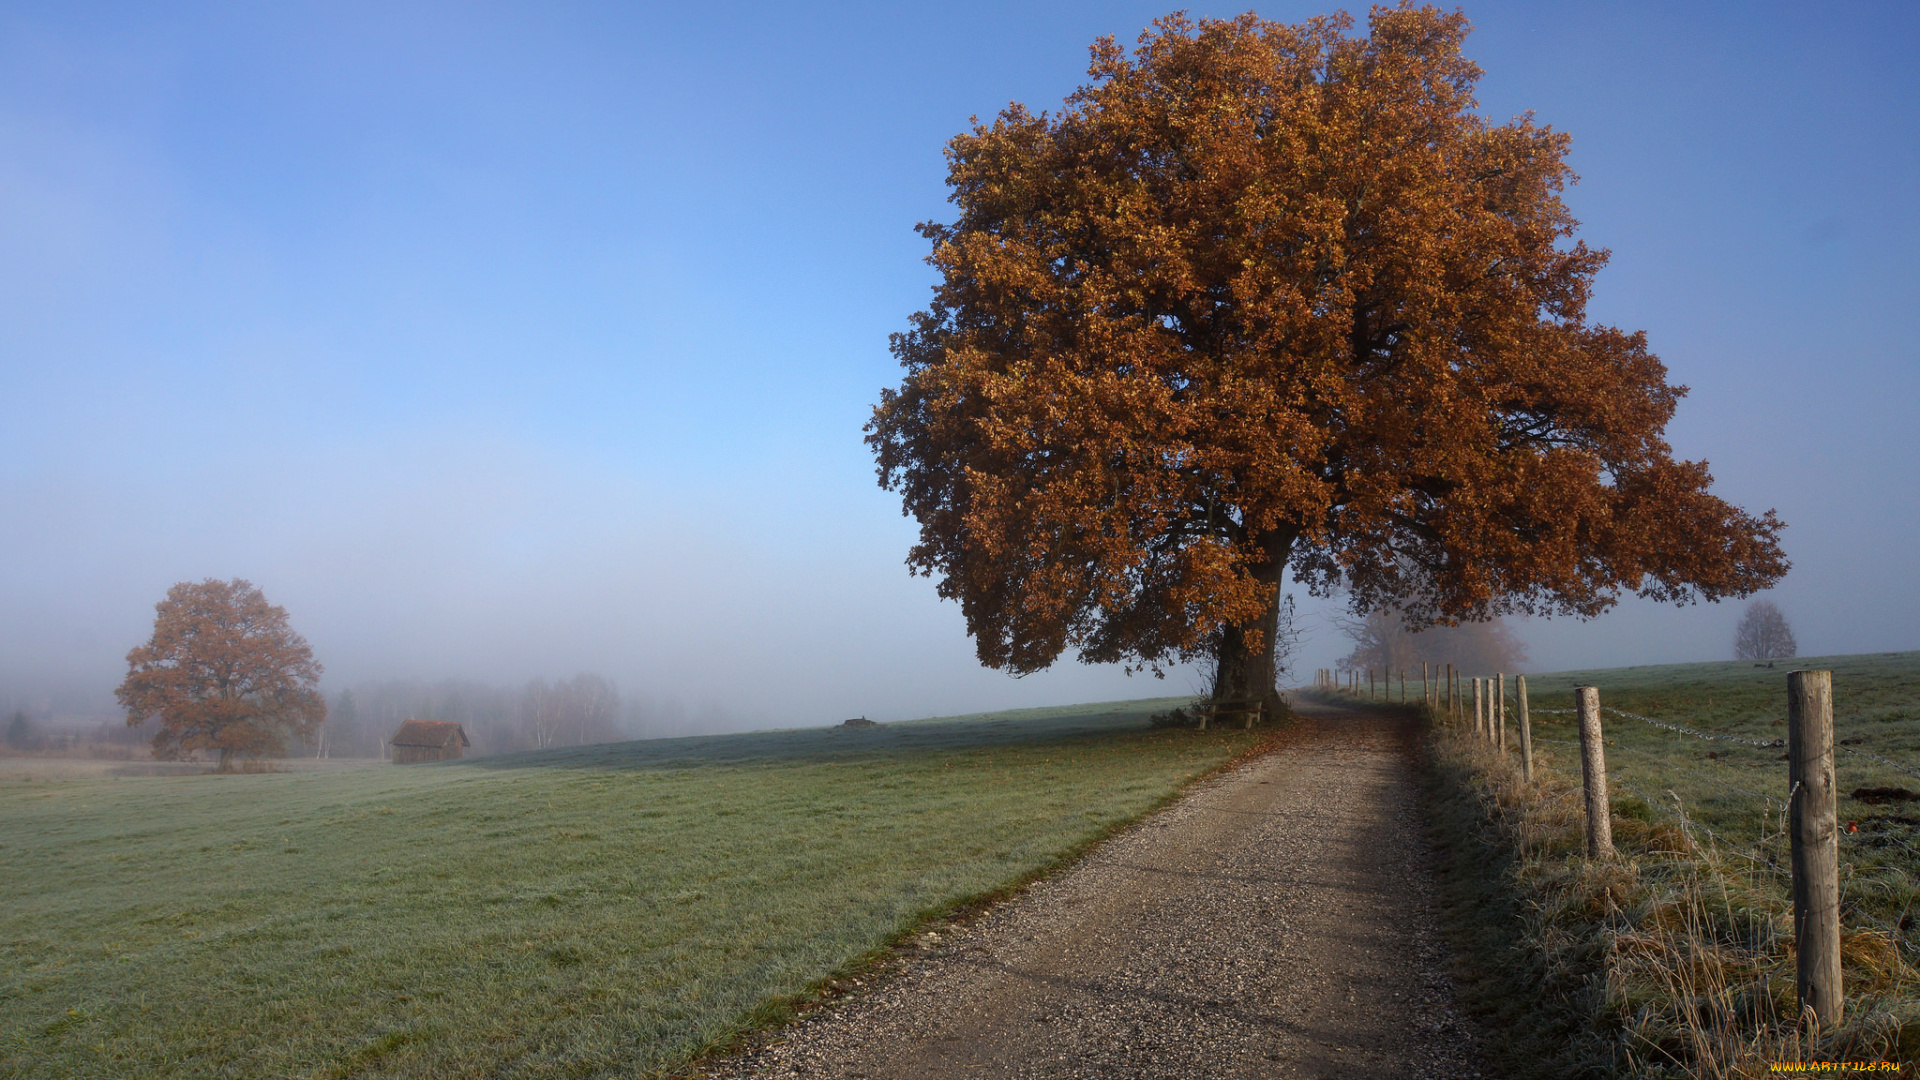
[1837,745,1920,783]
[1460,708,1919,954]
[1601,706,1784,748]
[1849,832,1920,879]
[1532,736,1779,804]
[1621,780,1918,958]
[1515,701,1920,781]
[1614,777,1789,875]
[1533,734,1920,865]
[1606,744,1782,804]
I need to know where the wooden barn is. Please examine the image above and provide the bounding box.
[388,719,470,764]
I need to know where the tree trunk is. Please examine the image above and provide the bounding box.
[1210,528,1299,710]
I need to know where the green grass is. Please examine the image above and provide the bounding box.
[0,696,1256,1079]
[1519,651,1920,932]
[1408,651,1920,1079]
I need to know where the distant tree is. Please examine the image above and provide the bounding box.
[564,673,621,745]
[867,7,1788,713]
[1268,594,1307,688]
[115,579,326,769]
[1338,607,1526,677]
[1734,599,1797,661]
[524,678,563,749]
[5,710,36,751]
[311,688,360,758]
[521,674,622,749]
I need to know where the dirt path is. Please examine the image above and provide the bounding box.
[703,699,1485,1080]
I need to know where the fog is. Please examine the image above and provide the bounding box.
[3,1,1916,736]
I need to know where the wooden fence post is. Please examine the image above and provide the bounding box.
[1446,664,1454,720]
[1789,669,1842,1029]
[1576,687,1613,857]
[1497,673,1506,754]
[1518,675,1533,783]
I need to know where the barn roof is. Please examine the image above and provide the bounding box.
[390,719,470,748]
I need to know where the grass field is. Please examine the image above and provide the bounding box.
[1412,651,1920,1078]
[1,696,1256,1079]
[1521,651,1920,934]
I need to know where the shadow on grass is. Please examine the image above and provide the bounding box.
[460,696,1206,772]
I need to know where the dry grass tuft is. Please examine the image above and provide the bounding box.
[1422,706,1920,1079]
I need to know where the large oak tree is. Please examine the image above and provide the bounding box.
[117,579,326,767]
[868,5,1786,706]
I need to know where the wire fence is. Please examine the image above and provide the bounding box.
[1322,671,1920,964]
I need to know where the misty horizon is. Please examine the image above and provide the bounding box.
[4,2,1916,740]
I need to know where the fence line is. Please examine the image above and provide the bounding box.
[1322,673,1920,791]
[1528,701,1920,781]
[1625,768,1920,926]
[1838,745,1920,783]
[1371,667,1920,1022]
[1533,736,1782,805]
[1599,771,1920,941]
[1612,775,1791,876]
[1529,705,1789,749]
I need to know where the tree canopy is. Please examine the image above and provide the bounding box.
[116,578,326,766]
[867,5,1787,702]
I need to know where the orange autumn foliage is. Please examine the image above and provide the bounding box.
[116,579,326,767]
[867,6,1786,702]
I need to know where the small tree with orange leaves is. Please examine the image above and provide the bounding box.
[117,579,326,768]
[868,6,1787,709]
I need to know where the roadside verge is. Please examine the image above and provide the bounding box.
[1413,697,1918,1078]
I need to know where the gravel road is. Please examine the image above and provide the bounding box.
[702,698,1486,1080]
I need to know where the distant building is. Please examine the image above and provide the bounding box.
[388,719,470,764]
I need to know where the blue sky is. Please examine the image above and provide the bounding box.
[2,1,1916,727]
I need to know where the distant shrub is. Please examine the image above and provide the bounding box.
[1148,707,1197,729]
